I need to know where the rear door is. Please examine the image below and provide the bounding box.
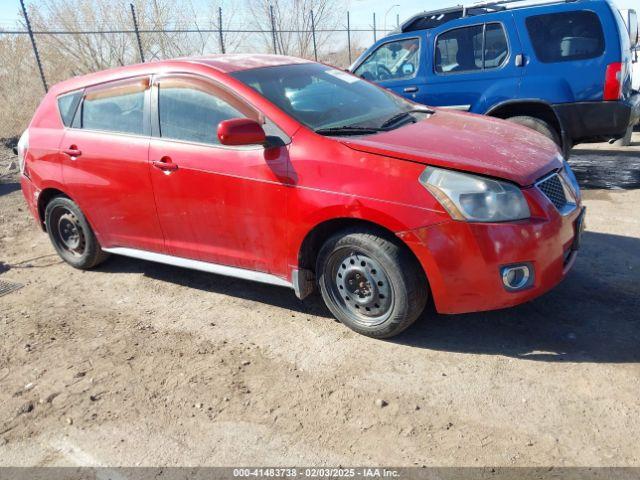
[422,15,523,112]
[60,77,164,252]
[513,5,614,103]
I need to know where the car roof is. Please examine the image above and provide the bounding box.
[394,0,608,34]
[50,54,312,95]
[185,54,312,73]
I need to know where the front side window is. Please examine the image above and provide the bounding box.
[81,79,147,135]
[435,23,508,73]
[353,38,421,82]
[157,76,256,145]
[525,11,605,63]
[231,63,422,133]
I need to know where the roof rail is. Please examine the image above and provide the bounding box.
[470,0,579,11]
[397,0,580,33]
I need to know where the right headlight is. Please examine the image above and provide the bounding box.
[419,166,530,222]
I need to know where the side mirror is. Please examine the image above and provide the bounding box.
[218,118,266,146]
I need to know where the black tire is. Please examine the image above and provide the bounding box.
[316,227,427,339]
[506,115,562,149]
[44,196,109,269]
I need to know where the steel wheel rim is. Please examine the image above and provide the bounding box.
[325,248,394,327]
[51,206,86,257]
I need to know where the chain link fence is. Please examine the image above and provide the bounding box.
[0,3,397,141]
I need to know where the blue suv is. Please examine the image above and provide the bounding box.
[350,0,640,155]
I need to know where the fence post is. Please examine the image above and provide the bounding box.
[347,11,352,66]
[130,4,145,63]
[310,10,317,61]
[269,4,278,54]
[396,13,400,28]
[373,12,377,42]
[218,6,225,54]
[19,0,47,93]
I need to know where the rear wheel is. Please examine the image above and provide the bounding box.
[44,196,109,269]
[316,227,427,338]
[506,115,562,149]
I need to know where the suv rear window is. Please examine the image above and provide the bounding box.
[525,11,605,63]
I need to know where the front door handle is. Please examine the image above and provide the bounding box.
[403,86,418,93]
[152,156,178,173]
[63,146,82,158]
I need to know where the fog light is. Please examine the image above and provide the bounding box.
[501,264,533,291]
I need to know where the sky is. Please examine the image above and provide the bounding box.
[0,0,637,30]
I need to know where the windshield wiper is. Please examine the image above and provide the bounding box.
[314,125,385,136]
[379,108,435,130]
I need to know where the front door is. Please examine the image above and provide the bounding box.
[147,74,290,276]
[352,35,427,103]
[60,77,164,252]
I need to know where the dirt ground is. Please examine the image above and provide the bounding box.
[0,136,639,467]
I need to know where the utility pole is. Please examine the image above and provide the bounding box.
[130,4,145,63]
[19,0,47,92]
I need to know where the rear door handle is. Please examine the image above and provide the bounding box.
[63,146,82,158]
[403,87,418,93]
[152,157,178,173]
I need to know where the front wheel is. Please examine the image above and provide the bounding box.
[316,228,428,338]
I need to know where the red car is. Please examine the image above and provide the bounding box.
[17,54,585,338]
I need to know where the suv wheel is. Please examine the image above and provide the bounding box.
[316,227,428,338]
[44,196,109,269]
[506,115,562,149]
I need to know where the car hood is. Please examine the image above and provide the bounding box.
[340,109,562,186]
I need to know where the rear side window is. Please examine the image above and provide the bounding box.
[435,23,508,73]
[525,11,605,63]
[157,76,256,145]
[80,78,148,135]
[57,91,82,127]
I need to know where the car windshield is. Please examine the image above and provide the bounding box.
[230,63,427,134]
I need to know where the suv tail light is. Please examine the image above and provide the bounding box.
[16,129,29,176]
[604,62,623,100]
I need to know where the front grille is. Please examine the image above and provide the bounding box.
[537,173,568,211]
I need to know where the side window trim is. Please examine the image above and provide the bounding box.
[434,21,510,75]
[150,72,290,149]
[353,36,422,81]
[70,76,152,137]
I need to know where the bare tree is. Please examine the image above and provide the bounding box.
[245,0,343,59]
